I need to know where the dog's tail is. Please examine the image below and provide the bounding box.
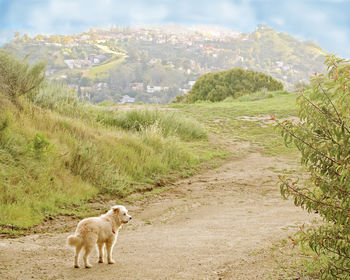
[67,234,82,247]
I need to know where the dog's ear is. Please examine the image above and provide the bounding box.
[112,206,120,213]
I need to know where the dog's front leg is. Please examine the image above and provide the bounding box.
[106,238,116,264]
[97,242,104,263]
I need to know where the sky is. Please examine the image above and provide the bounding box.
[0,0,349,58]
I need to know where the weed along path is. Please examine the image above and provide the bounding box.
[0,150,314,279]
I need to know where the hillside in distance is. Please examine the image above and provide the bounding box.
[3,24,327,103]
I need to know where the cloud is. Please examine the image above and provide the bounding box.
[269,17,285,26]
[281,1,350,57]
[216,0,256,26]
[1,0,258,32]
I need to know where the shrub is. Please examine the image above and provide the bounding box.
[0,50,45,105]
[278,55,350,279]
[186,68,283,102]
[27,133,52,158]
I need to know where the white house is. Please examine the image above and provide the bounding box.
[188,81,196,88]
[146,86,163,93]
[120,95,135,104]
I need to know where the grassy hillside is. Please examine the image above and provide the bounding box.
[0,50,225,233]
[0,96,223,231]
[86,54,125,79]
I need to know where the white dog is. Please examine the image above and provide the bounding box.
[67,205,132,268]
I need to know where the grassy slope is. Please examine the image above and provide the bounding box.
[49,55,125,81]
[0,96,223,231]
[86,54,125,79]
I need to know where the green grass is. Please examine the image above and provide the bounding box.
[87,54,125,79]
[0,108,97,228]
[0,93,223,230]
[96,109,208,141]
[49,55,125,82]
[171,91,299,156]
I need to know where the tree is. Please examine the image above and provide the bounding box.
[278,55,350,279]
[80,77,92,87]
[34,34,44,41]
[48,35,61,43]
[0,50,46,106]
[22,34,31,42]
[14,32,21,41]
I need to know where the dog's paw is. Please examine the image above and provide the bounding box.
[108,259,115,264]
[85,263,92,268]
[74,264,80,269]
[98,259,104,263]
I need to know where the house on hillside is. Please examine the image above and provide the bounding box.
[64,59,91,69]
[64,59,74,69]
[88,54,107,65]
[80,86,93,93]
[188,81,196,88]
[120,95,135,104]
[93,82,108,91]
[129,83,144,91]
[79,35,90,40]
[146,85,163,93]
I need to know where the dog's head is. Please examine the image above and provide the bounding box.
[111,205,132,224]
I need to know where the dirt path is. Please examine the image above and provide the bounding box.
[0,150,314,280]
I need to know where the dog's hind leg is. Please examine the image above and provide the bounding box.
[97,242,104,263]
[83,243,94,268]
[74,244,83,268]
[106,239,116,264]
[83,234,97,268]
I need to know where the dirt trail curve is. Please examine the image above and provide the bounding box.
[0,149,314,280]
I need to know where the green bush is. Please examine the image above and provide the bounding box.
[186,68,283,103]
[278,55,350,279]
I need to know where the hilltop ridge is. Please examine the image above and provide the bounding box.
[3,24,327,103]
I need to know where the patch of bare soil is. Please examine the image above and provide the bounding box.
[236,115,300,127]
[0,151,314,280]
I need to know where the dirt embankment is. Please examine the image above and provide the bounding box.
[0,149,314,280]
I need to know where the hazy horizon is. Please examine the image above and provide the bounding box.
[1,0,349,58]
